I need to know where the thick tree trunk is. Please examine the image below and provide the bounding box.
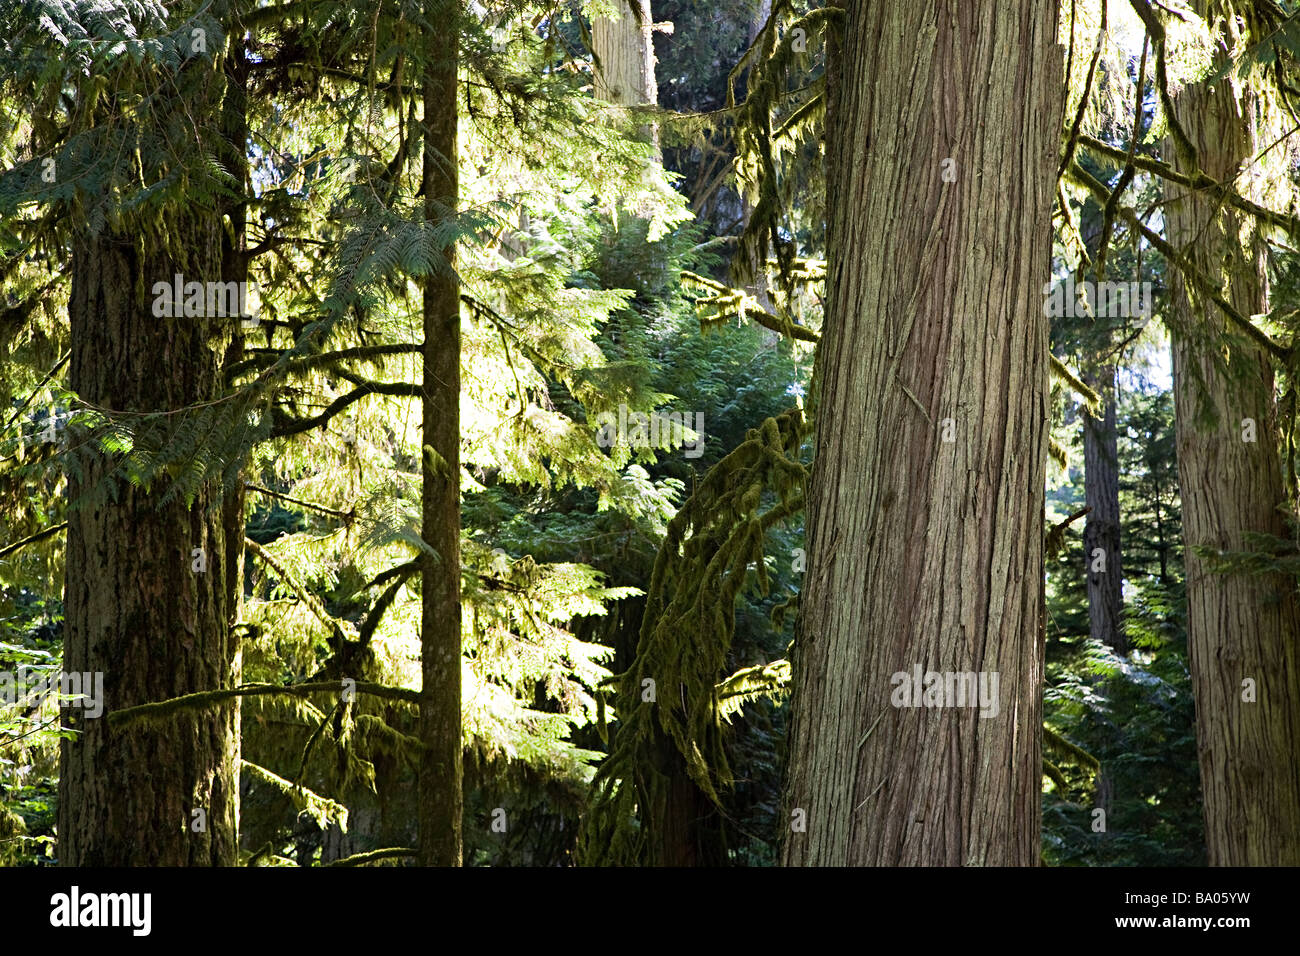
[60,233,240,866]
[592,0,660,154]
[58,7,241,865]
[1165,10,1300,865]
[1083,366,1125,653]
[592,0,658,110]
[782,1,1061,866]
[419,1,464,867]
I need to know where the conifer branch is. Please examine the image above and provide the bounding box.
[362,560,422,592]
[245,537,351,647]
[1127,0,1200,172]
[680,271,820,342]
[269,380,422,438]
[1,350,70,436]
[1051,355,1104,413]
[245,484,354,521]
[1076,134,1300,239]
[1057,1,1107,182]
[226,344,419,381]
[325,846,420,866]
[109,681,422,729]
[1068,162,1291,361]
[0,522,68,560]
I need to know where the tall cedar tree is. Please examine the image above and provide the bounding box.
[782,1,1062,865]
[1165,0,1300,865]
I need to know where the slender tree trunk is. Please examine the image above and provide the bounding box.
[740,0,775,313]
[1083,365,1125,653]
[1165,6,1300,865]
[782,1,1061,866]
[217,8,252,846]
[419,0,463,867]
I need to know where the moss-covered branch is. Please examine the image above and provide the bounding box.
[581,408,810,865]
[1077,133,1300,240]
[681,270,820,343]
[324,846,420,867]
[1068,161,1291,361]
[1050,355,1104,413]
[0,521,67,560]
[109,680,422,729]
[241,759,350,834]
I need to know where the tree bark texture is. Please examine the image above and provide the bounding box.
[782,0,1062,866]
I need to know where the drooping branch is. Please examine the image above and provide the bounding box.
[0,350,70,436]
[1047,506,1093,558]
[1069,161,1292,361]
[362,559,421,592]
[680,270,820,342]
[1057,0,1108,182]
[245,484,354,521]
[1127,0,1200,172]
[1076,134,1300,239]
[325,846,420,867]
[241,759,350,833]
[1051,355,1104,412]
[1094,35,1147,277]
[311,562,420,681]
[245,537,351,648]
[226,344,420,381]
[581,408,809,865]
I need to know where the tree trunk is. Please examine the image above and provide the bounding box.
[1083,365,1125,653]
[60,236,240,867]
[1165,8,1300,865]
[591,0,659,151]
[782,1,1061,866]
[419,1,464,867]
[58,7,241,866]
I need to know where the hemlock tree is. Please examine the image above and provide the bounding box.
[420,0,464,867]
[1163,0,1300,865]
[1083,352,1125,654]
[782,0,1062,865]
[590,0,727,865]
